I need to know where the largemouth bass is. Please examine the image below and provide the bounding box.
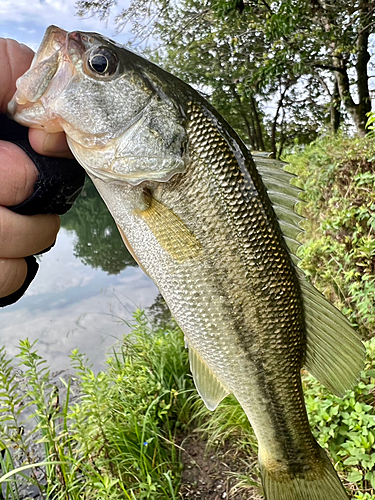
[9,26,365,500]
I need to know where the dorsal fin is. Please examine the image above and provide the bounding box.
[253,154,304,263]
[296,269,365,396]
[253,152,365,395]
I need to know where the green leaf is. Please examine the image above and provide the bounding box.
[344,456,359,466]
[347,469,363,483]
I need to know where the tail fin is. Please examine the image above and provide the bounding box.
[260,447,350,500]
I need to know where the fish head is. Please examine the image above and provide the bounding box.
[9,26,188,185]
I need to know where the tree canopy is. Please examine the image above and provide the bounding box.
[76,0,375,157]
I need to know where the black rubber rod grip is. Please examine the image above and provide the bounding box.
[0,114,85,306]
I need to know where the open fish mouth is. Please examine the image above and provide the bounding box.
[8,26,76,133]
[8,26,114,132]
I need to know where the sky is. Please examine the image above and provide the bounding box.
[0,0,131,51]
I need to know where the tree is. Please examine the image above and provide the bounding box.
[76,0,375,152]
[214,0,375,136]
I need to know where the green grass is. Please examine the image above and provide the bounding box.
[0,311,198,499]
[0,312,374,499]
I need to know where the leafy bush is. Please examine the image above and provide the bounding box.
[304,337,375,498]
[286,135,375,339]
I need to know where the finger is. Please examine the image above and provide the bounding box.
[0,38,34,114]
[0,208,60,258]
[0,258,28,298]
[0,140,38,206]
[28,128,74,159]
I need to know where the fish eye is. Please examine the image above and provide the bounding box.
[88,47,118,77]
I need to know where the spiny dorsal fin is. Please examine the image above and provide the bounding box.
[253,154,304,264]
[188,344,230,411]
[253,152,365,395]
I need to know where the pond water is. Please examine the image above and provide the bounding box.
[0,178,159,372]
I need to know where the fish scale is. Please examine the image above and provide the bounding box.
[9,25,365,499]
[158,103,316,465]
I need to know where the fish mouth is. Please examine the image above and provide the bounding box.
[7,26,87,132]
[9,26,67,107]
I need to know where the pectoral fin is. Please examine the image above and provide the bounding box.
[135,193,201,262]
[188,344,230,411]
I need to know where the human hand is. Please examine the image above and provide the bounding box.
[0,38,85,304]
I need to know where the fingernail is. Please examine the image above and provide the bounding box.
[43,132,70,154]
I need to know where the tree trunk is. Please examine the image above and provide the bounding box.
[334,58,366,137]
[333,0,371,136]
[330,80,341,133]
[355,0,372,133]
[250,96,265,151]
[271,83,289,159]
[230,85,256,148]
[311,0,372,136]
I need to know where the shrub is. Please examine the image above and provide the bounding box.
[286,135,375,339]
[304,337,375,498]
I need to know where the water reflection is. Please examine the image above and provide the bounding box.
[0,178,159,371]
[61,178,137,275]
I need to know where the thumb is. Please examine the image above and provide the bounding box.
[0,38,34,114]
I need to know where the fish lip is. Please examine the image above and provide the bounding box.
[8,26,68,109]
[7,26,81,130]
[37,25,68,59]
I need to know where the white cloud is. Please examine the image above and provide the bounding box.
[0,0,132,50]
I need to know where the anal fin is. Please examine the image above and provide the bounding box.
[189,345,230,411]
